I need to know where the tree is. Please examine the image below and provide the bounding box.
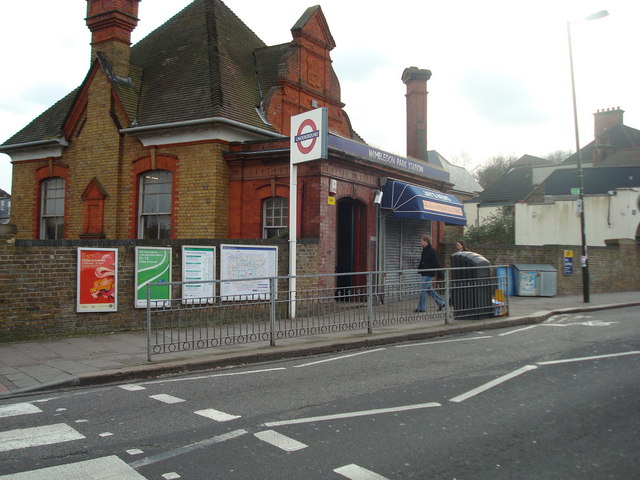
[545,149,572,164]
[463,208,515,244]
[473,154,517,188]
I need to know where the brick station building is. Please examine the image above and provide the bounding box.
[1,0,466,286]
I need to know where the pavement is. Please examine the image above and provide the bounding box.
[1,291,638,399]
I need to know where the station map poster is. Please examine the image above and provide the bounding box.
[135,247,172,308]
[181,246,216,304]
[77,248,118,313]
[220,244,278,300]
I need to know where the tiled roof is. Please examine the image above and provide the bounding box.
[476,166,535,204]
[2,0,279,148]
[544,166,640,195]
[562,124,640,165]
[427,151,482,195]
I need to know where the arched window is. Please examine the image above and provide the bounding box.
[138,170,172,239]
[40,177,65,239]
[263,197,288,239]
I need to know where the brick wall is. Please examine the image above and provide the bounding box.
[0,233,291,342]
[441,240,640,296]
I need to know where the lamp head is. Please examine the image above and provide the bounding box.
[585,10,609,21]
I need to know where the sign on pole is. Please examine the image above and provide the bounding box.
[290,107,328,164]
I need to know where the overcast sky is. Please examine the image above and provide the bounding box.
[1,0,638,193]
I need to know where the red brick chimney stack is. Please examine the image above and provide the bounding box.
[402,66,432,162]
[594,107,624,143]
[86,0,140,77]
[593,107,624,165]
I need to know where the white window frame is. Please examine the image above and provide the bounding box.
[40,177,65,239]
[262,197,288,239]
[138,170,172,239]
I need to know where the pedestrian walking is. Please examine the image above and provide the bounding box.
[416,234,446,312]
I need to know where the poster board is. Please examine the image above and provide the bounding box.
[76,248,118,313]
[220,244,278,300]
[181,245,216,304]
[135,247,172,308]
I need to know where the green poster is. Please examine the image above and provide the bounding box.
[135,247,172,308]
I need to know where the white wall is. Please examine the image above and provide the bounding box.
[515,188,640,246]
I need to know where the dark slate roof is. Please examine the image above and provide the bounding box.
[511,154,552,168]
[2,0,280,147]
[130,0,273,130]
[544,166,640,195]
[562,124,640,165]
[601,148,640,166]
[476,166,535,204]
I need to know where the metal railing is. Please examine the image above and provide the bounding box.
[146,265,510,360]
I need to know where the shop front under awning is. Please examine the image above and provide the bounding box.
[380,179,467,225]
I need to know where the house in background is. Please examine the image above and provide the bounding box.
[465,107,640,246]
[0,0,468,282]
[0,188,10,224]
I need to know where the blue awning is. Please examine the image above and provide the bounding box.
[381,179,467,225]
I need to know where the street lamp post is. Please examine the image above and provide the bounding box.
[566,9,608,303]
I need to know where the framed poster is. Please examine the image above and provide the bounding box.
[135,247,172,308]
[182,246,216,304]
[220,244,277,300]
[77,248,118,313]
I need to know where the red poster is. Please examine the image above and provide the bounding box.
[77,248,118,312]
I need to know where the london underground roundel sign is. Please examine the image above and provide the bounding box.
[290,107,328,164]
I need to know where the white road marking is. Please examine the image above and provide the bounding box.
[294,348,386,367]
[254,430,308,451]
[334,463,389,479]
[537,351,640,365]
[126,448,144,455]
[130,429,248,468]
[194,408,240,422]
[119,384,146,391]
[99,432,113,437]
[262,402,441,427]
[0,423,85,453]
[0,455,146,479]
[450,365,538,403]
[149,394,185,404]
[499,325,538,336]
[163,473,181,479]
[396,336,492,348]
[141,367,286,386]
[0,402,42,418]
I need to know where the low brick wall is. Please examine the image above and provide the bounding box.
[441,240,640,296]
[0,230,323,342]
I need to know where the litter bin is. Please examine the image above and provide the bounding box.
[512,264,557,296]
[450,251,495,319]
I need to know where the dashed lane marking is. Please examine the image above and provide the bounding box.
[194,408,240,422]
[149,394,185,404]
[294,348,386,368]
[537,350,640,365]
[334,463,389,479]
[262,402,441,427]
[449,365,538,403]
[254,430,308,451]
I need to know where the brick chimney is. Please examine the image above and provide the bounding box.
[593,107,624,165]
[402,66,432,161]
[86,0,140,77]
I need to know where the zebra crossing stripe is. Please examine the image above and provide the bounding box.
[0,402,42,418]
[334,464,389,479]
[0,423,85,453]
[254,430,307,451]
[0,455,145,479]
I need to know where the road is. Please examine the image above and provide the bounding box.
[1,307,638,479]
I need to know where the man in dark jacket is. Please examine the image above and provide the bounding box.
[416,234,445,312]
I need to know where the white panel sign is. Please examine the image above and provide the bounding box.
[181,246,216,304]
[290,107,328,164]
[220,244,278,300]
